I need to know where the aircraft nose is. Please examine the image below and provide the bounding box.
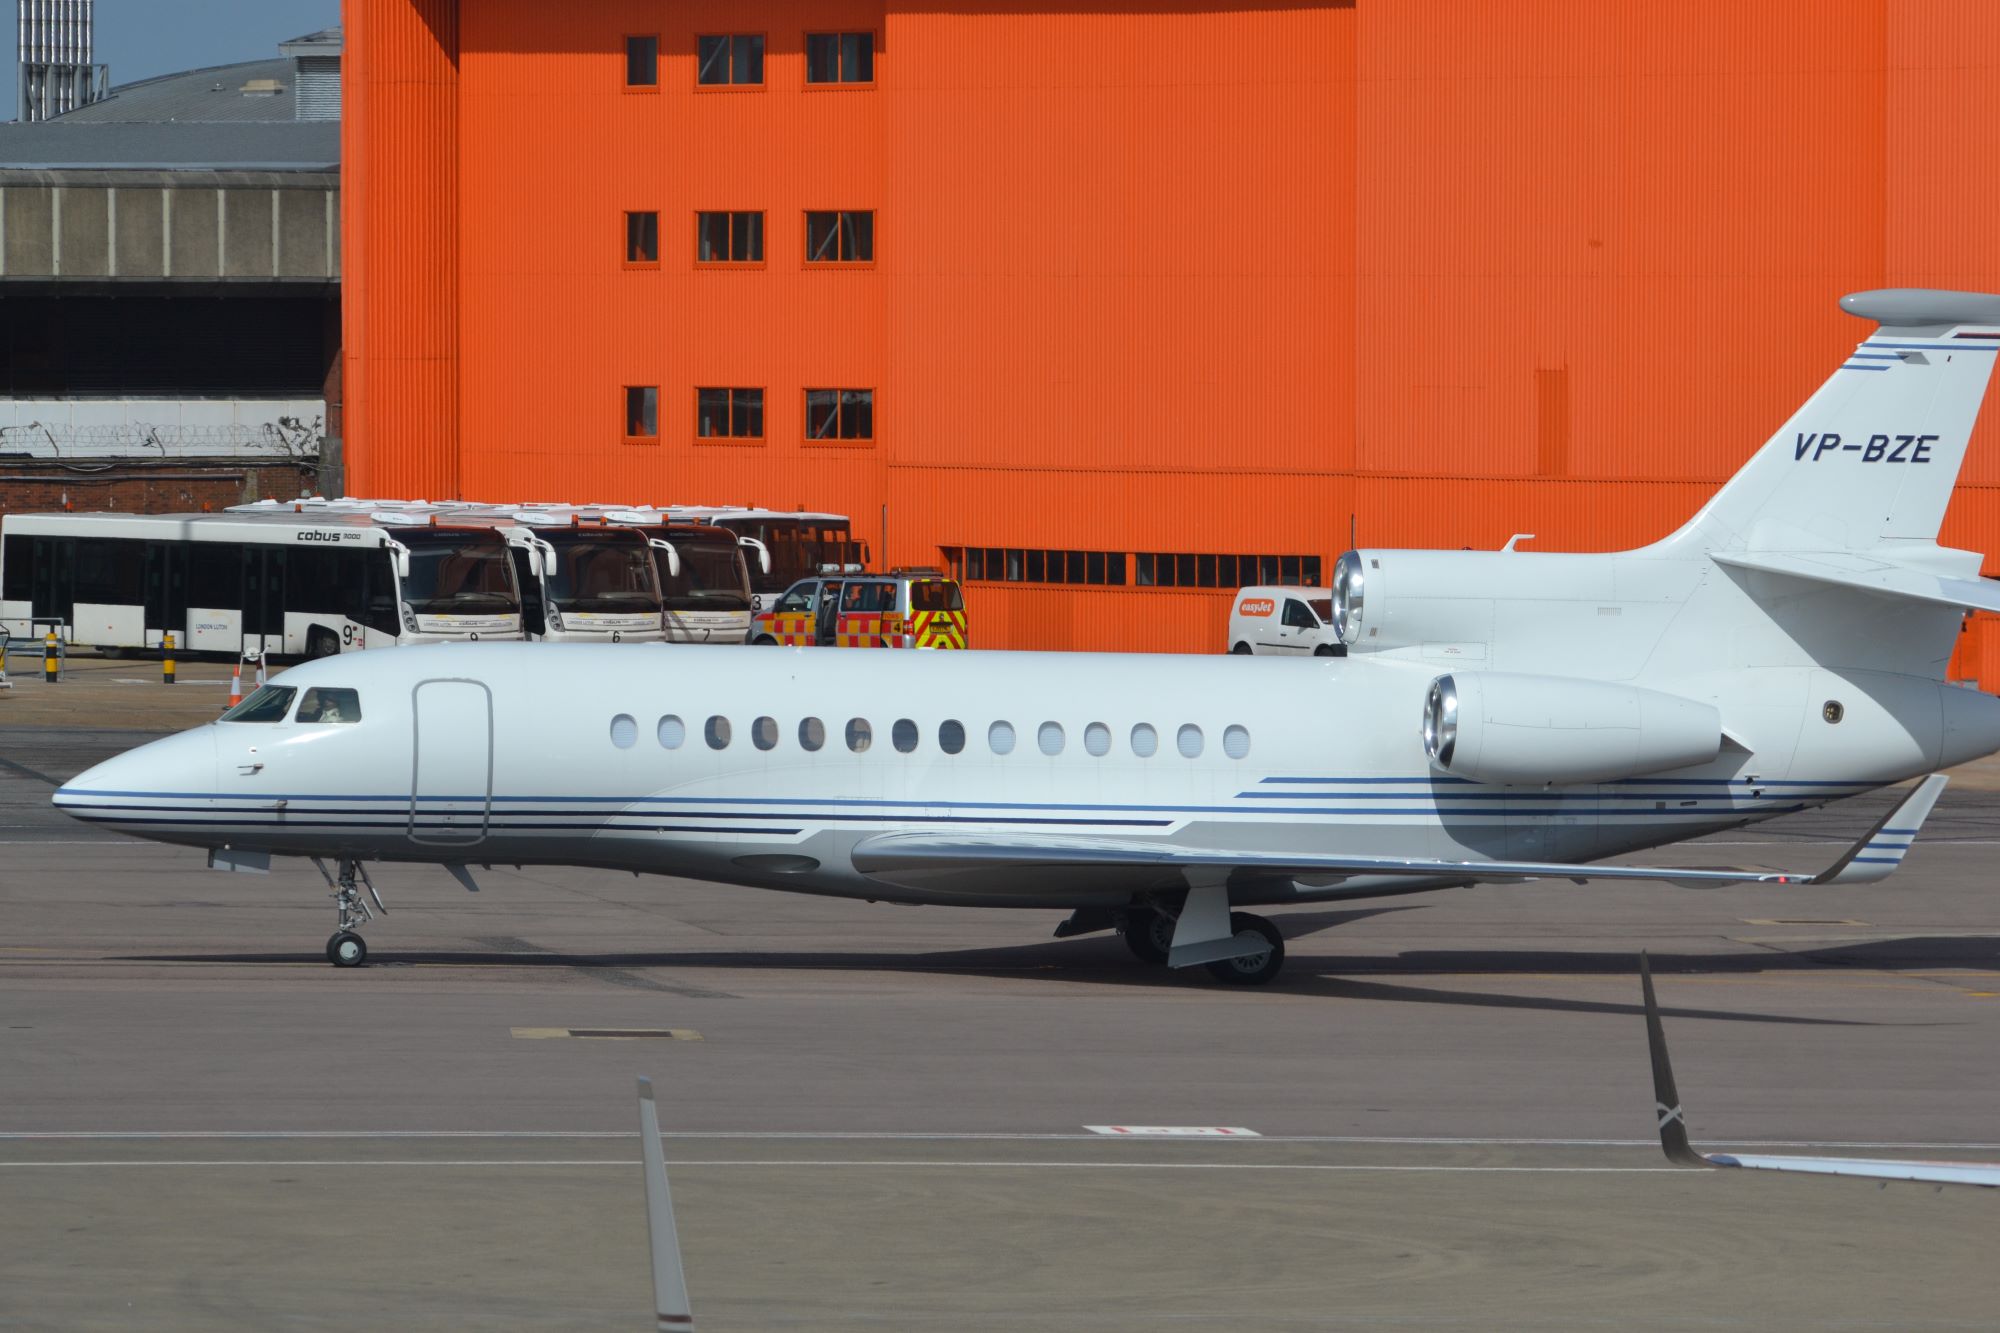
[52,727,220,832]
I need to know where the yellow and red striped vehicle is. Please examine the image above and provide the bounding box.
[750,571,966,649]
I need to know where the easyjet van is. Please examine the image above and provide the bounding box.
[1227,586,1342,655]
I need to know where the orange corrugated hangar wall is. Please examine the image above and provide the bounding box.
[343,0,2000,672]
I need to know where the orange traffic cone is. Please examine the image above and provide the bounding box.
[227,659,244,710]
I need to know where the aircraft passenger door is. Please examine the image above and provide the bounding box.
[410,679,493,846]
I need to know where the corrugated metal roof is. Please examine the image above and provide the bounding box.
[0,120,338,169]
[54,57,302,125]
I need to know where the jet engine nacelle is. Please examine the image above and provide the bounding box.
[1422,672,1722,786]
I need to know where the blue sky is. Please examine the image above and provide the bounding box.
[7,0,339,121]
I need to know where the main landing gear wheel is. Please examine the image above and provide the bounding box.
[1121,907,1175,965]
[327,930,367,967]
[1204,913,1285,986]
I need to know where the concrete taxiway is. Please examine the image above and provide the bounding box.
[3,678,1999,1329]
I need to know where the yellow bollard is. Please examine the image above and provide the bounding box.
[43,630,58,683]
[162,632,177,685]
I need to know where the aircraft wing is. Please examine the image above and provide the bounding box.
[852,775,1947,894]
[1714,550,2000,614]
[1641,953,2000,1189]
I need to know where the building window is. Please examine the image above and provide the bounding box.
[947,547,1127,587]
[697,388,764,440]
[624,386,658,440]
[697,211,764,264]
[1134,553,1323,589]
[806,389,873,441]
[624,211,658,265]
[697,34,764,86]
[806,32,874,84]
[625,35,658,88]
[805,210,873,263]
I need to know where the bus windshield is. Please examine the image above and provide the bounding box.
[719,519,862,591]
[398,530,519,615]
[662,534,751,610]
[545,533,662,613]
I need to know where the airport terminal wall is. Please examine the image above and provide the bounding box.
[342,0,2000,675]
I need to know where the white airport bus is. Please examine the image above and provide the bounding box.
[495,507,760,643]
[662,507,865,610]
[490,510,669,643]
[0,511,525,656]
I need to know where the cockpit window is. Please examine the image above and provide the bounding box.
[220,685,297,723]
[296,688,362,724]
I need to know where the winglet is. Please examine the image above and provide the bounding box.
[1640,953,1716,1170]
[1810,774,1949,886]
[636,1077,695,1331]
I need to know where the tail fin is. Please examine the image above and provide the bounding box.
[1659,289,2000,556]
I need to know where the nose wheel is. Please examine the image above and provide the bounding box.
[312,857,385,969]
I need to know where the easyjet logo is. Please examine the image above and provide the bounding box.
[1239,598,1275,617]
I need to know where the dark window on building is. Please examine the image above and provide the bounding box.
[625,35,659,87]
[697,211,764,263]
[697,388,764,439]
[697,34,764,86]
[625,386,659,438]
[805,211,873,263]
[948,547,1126,586]
[806,389,873,440]
[1133,553,1323,588]
[625,211,658,264]
[806,32,874,84]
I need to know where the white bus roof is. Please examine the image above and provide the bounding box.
[229,499,851,524]
[1,510,518,545]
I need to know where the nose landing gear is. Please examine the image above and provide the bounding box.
[312,857,385,968]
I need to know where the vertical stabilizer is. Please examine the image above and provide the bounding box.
[1659,290,2000,556]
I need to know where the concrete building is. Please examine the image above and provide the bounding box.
[0,28,340,519]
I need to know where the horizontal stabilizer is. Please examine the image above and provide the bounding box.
[1641,953,2000,1188]
[1714,550,2000,614]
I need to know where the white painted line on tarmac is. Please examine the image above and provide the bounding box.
[1086,1126,1259,1137]
[3,1130,1997,1151]
[0,1158,1690,1173]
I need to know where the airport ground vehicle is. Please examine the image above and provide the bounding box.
[666,508,864,610]
[752,570,966,647]
[1228,586,1341,655]
[0,510,524,656]
[496,513,667,643]
[56,289,2000,984]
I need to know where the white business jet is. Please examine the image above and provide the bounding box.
[51,290,2000,982]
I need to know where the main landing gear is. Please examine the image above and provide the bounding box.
[1114,901,1287,986]
[313,857,385,968]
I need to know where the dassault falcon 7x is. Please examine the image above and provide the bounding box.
[53,290,2000,982]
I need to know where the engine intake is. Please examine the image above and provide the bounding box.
[1423,672,1722,786]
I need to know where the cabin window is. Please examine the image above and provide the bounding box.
[1177,724,1204,758]
[892,718,919,753]
[609,714,638,748]
[220,685,295,723]
[658,715,686,749]
[296,688,361,724]
[1223,724,1251,759]
[988,720,1016,755]
[1083,722,1111,757]
[1037,721,1065,756]
[1130,723,1158,757]
[846,718,873,752]
[938,719,965,754]
[751,716,779,750]
[705,715,732,749]
[799,717,825,751]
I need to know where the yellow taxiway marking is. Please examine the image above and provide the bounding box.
[510,1027,702,1041]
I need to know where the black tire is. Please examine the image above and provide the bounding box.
[1230,642,1252,655]
[753,635,779,646]
[1121,908,1174,965]
[307,628,341,659]
[1313,643,1338,657]
[327,931,367,968]
[1203,913,1284,986]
